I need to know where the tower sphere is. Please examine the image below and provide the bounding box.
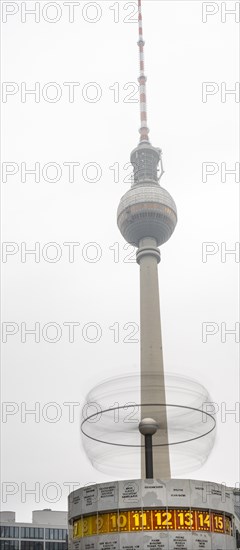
[117,183,177,247]
[139,418,159,436]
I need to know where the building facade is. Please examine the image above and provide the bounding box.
[0,511,68,550]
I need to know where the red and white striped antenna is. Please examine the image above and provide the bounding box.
[138,0,150,142]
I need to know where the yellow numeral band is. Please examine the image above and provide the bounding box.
[73,509,233,538]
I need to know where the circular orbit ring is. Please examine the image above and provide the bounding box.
[81,403,216,448]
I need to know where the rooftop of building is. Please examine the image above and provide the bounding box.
[0,510,67,527]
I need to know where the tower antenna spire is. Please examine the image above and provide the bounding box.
[138,0,150,142]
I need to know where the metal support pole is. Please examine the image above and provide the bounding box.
[145,433,154,478]
[139,418,158,479]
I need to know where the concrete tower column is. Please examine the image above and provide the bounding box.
[137,237,171,479]
[117,144,177,480]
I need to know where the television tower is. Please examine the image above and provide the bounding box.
[117,0,177,480]
[68,3,239,548]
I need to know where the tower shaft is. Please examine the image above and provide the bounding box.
[137,238,171,479]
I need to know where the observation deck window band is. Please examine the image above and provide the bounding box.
[72,509,234,538]
[80,402,216,447]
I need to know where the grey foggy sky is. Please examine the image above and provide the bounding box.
[1,0,239,522]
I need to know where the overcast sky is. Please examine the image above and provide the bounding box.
[1,0,239,523]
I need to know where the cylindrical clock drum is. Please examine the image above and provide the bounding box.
[68,478,238,549]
